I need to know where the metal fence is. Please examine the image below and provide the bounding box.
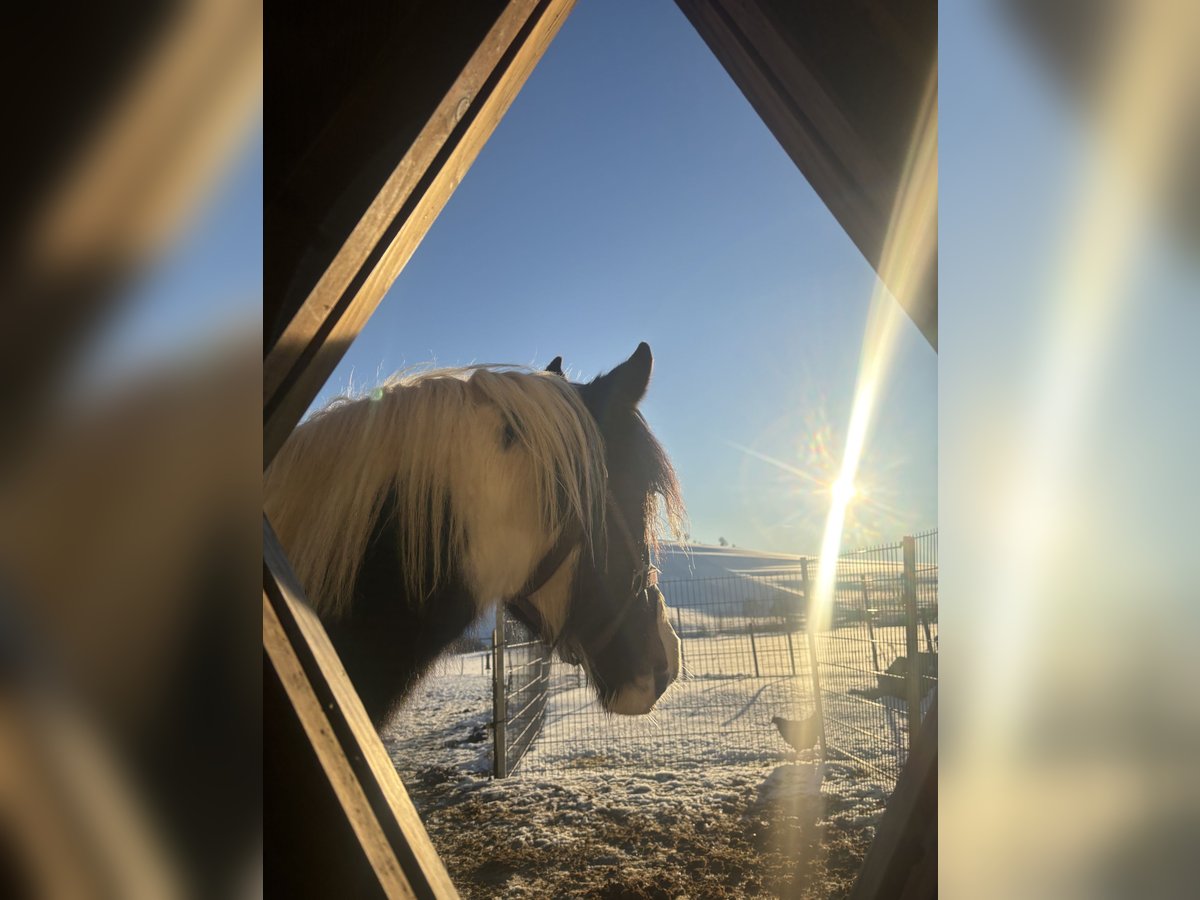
[491,613,552,776]
[521,569,823,774]
[491,532,937,788]
[816,531,938,782]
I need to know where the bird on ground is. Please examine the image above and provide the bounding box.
[771,713,821,752]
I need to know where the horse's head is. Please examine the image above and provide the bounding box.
[510,343,684,715]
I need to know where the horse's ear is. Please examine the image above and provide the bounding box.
[546,356,564,376]
[600,342,653,407]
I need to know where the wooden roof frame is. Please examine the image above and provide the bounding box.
[264,1,936,896]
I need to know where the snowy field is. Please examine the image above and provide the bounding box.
[378,543,935,896]
[528,623,923,784]
[382,636,903,897]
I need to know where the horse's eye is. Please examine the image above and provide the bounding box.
[501,423,517,448]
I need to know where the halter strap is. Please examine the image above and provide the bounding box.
[572,495,652,654]
[512,520,583,602]
[504,515,583,649]
[504,491,653,658]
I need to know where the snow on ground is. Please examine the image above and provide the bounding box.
[526,621,925,783]
[382,633,899,898]
[376,543,933,894]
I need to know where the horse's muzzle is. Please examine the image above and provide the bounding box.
[654,666,671,697]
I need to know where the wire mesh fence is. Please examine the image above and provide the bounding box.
[491,532,938,789]
[491,614,552,776]
[815,532,938,782]
[515,570,822,775]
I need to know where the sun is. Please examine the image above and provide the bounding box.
[831,477,857,507]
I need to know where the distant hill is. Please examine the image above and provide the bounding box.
[464,539,928,639]
[655,543,803,582]
[468,543,810,638]
[655,543,807,617]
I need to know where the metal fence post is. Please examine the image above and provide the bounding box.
[861,575,880,672]
[902,536,921,741]
[674,605,686,674]
[801,557,828,757]
[748,622,761,677]
[492,617,507,778]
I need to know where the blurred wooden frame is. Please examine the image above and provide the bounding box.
[264,1,935,896]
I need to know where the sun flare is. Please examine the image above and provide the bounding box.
[809,61,937,634]
[830,477,857,506]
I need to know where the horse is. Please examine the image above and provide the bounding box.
[264,342,685,726]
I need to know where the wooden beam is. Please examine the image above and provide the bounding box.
[264,0,575,466]
[673,0,937,348]
[1006,0,1199,253]
[263,518,459,898]
[0,692,184,898]
[3,0,261,462]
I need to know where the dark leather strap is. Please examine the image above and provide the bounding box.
[518,528,581,601]
[504,491,654,658]
[504,518,583,646]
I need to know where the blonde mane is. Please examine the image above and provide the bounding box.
[265,366,607,619]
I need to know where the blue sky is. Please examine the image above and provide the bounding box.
[314,0,937,554]
[84,0,936,556]
[69,117,263,390]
